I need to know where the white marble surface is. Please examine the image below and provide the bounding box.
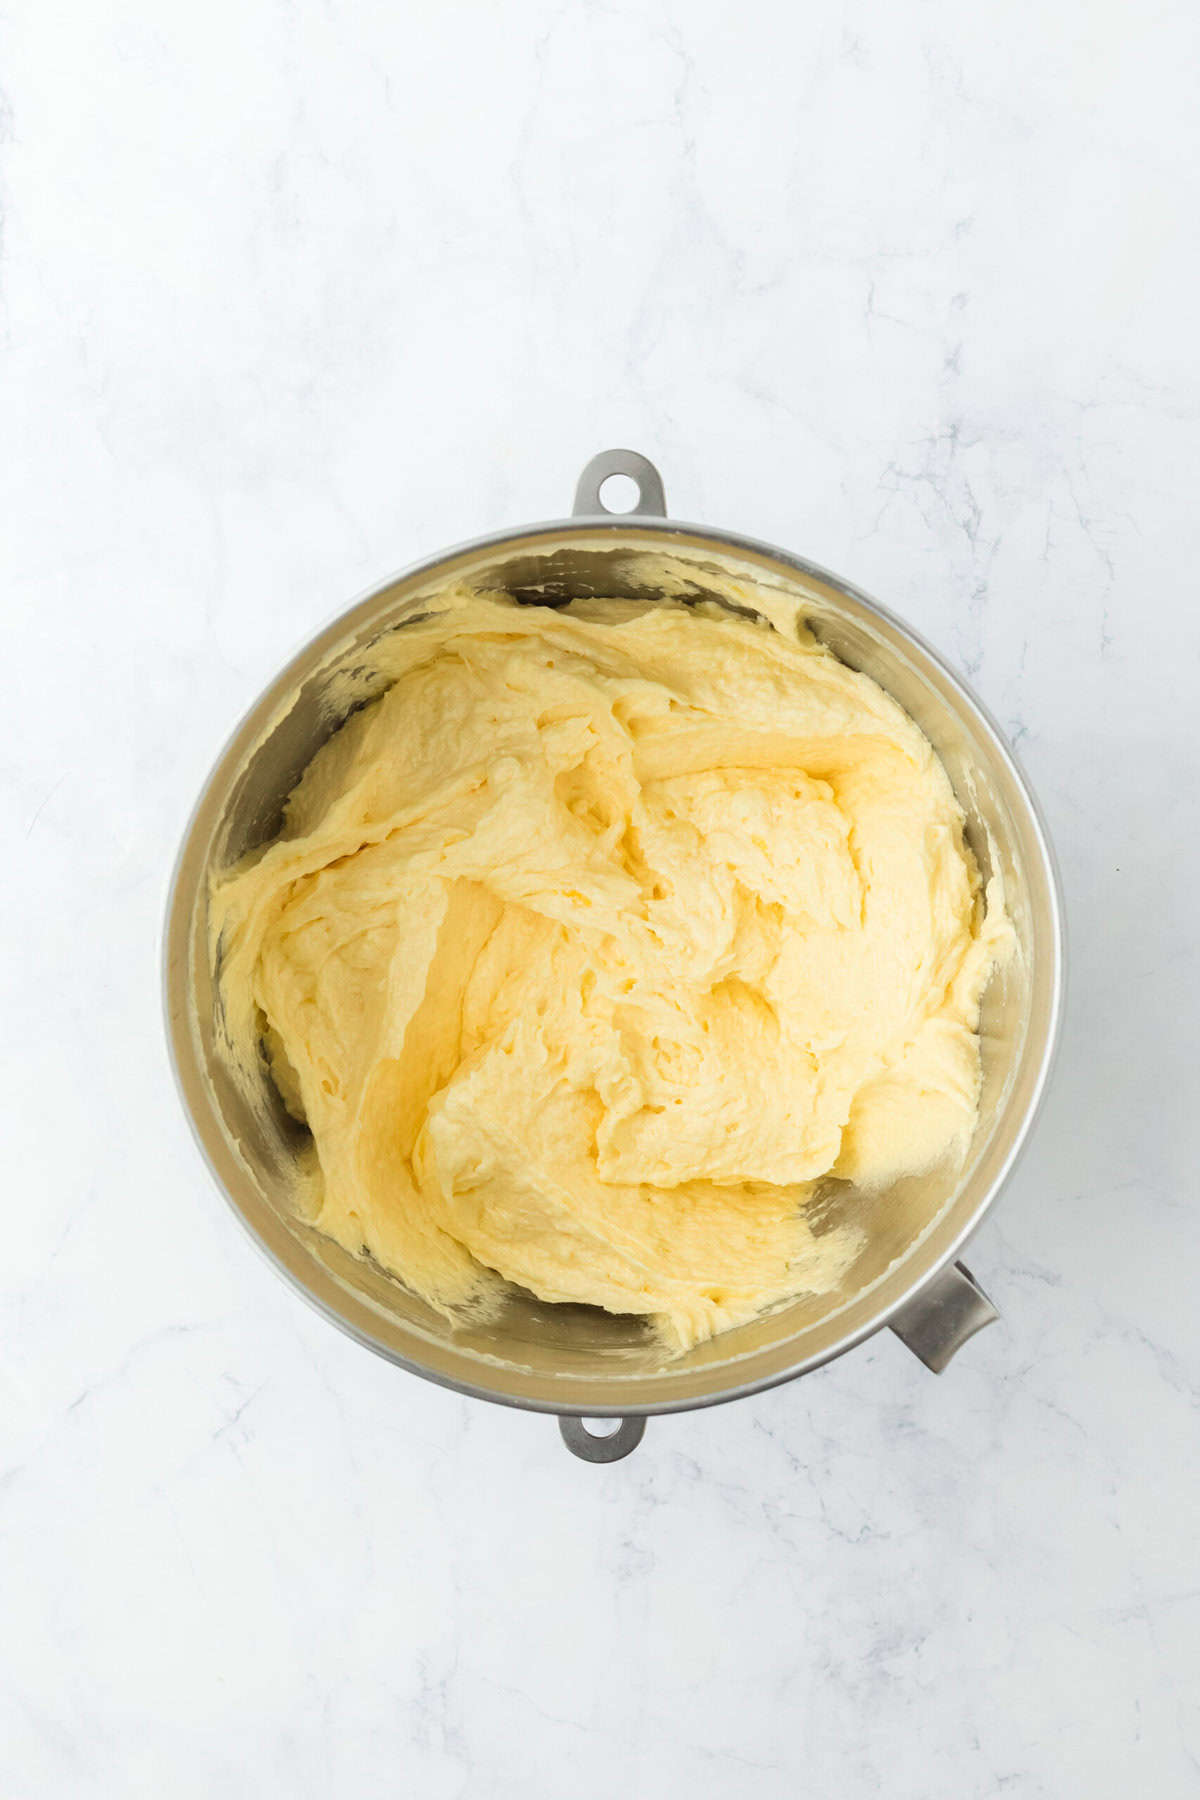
[2,1,1198,1793]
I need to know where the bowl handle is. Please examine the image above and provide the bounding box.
[573,449,668,519]
[558,1416,647,1462]
[889,1261,999,1372]
[555,1263,995,1454]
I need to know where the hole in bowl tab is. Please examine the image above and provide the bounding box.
[597,472,641,514]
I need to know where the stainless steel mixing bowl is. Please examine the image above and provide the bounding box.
[164,450,1064,1461]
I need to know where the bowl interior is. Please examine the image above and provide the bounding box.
[167,524,1060,1412]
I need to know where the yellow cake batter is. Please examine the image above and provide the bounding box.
[212,586,1005,1350]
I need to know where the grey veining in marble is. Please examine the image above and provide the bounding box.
[1,1,1198,1794]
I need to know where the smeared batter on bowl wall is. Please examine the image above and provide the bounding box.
[212,587,1008,1351]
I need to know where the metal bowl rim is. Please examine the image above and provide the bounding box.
[163,511,1066,1417]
